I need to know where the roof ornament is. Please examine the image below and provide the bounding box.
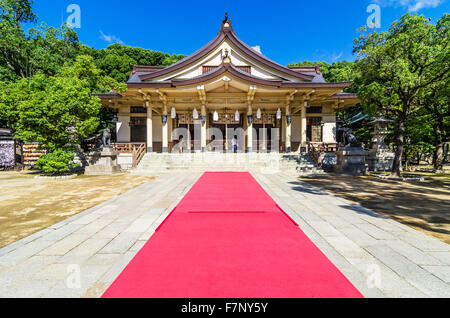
[221,12,232,31]
[223,48,231,64]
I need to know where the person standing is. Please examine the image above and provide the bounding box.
[179,136,185,153]
[231,136,239,153]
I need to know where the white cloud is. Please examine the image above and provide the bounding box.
[251,45,262,54]
[99,30,124,45]
[375,0,444,12]
[332,51,344,61]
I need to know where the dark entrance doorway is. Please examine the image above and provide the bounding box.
[254,124,275,152]
[130,117,147,142]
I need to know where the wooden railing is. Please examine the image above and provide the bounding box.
[132,143,147,168]
[308,142,338,167]
[112,143,147,168]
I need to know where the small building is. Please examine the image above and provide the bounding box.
[95,16,359,154]
[0,128,15,169]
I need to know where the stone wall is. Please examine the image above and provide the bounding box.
[0,140,15,169]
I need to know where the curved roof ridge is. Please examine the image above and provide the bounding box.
[137,20,314,83]
[137,33,225,81]
[223,28,314,81]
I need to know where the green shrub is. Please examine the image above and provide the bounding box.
[35,149,78,174]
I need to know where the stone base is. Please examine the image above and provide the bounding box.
[84,146,121,175]
[368,149,395,172]
[322,153,337,173]
[85,165,121,175]
[335,146,368,175]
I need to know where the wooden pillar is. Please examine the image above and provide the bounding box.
[247,104,253,153]
[187,124,192,151]
[301,102,307,150]
[262,123,267,152]
[201,104,207,152]
[225,123,229,152]
[285,104,292,153]
[146,101,153,153]
[162,103,168,153]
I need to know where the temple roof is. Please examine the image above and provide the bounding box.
[126,15,348,88]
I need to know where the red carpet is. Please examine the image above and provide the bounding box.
[102,172,363,298]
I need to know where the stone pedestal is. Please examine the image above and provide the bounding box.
[368,148,395,172]
[321,153,337,173]
[367,117,395,172]
[335,146,368,175]
[85,147,121,175]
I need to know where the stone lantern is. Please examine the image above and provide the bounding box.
[368,118,395,171]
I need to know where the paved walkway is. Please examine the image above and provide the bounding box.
[0,171,449,298]
[253,172,450,298]
[0,172,201,298]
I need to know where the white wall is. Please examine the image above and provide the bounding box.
[153,118,162,142]
[117,116,130,142]
[292,116,301,142]
[322,115,337,143]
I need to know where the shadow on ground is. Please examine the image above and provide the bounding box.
[293,174,450,244]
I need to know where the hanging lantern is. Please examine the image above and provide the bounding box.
[276,108,282,120]
[171,107,177,119]
[193,108,199,119]
[235,110,240,122]
[213,111,219,122]
[257,108,262,119]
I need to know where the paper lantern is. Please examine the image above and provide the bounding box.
[276,108,282,120]
[257,108,262,119]
[193,108,199,119]
[171,107,177,119]
[213,111,219,122]
[235,111,240,122]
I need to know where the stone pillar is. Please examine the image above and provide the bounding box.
[146,101,153,152]
[187,124,192,152]
[201,104,207,152]
[285,105,292,153]
[162,104,168,153]
[301,103,307,150]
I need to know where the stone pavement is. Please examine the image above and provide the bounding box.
[0,172,201,298]
[0,170,449,298]
[252,172,450,298]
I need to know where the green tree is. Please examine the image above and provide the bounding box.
[417,78,449,169]
[288,60,357,84]
[0,0,36,23]
[35,149,77,174]
[353,13,449,176]
[0,0,81,80]
[404,113,435,167]
[95,53,136,83]
[0,55,124,151]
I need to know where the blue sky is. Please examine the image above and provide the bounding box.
[31,0,449,65]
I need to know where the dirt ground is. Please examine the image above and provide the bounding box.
[300,173,450,244]
[0,171,153,248]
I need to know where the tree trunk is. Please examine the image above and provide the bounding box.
[391,117,405,177]
[434,120,444,170]
[404,148,409,172]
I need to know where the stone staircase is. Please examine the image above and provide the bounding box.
[132,152,319,175]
